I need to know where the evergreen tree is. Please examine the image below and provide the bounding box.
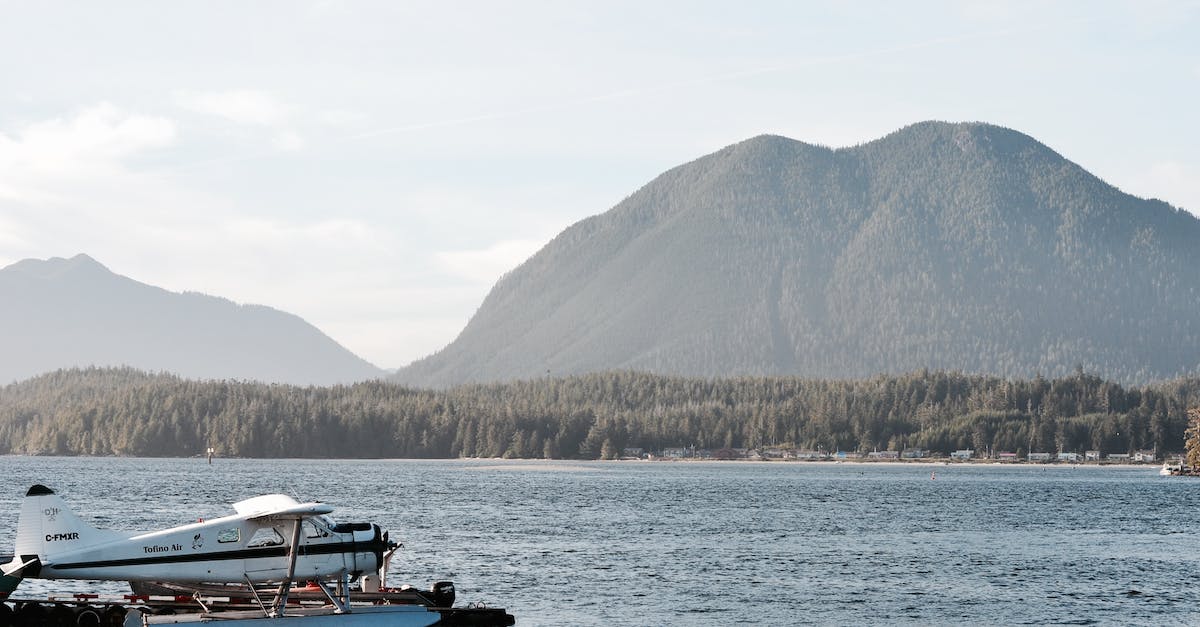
[1185,408,1200,469]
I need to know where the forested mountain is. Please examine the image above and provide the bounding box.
[396,121,1200,388]
[1,367,1196,459]
[0,254,384,385]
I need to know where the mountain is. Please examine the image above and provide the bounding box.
[0,254,385,385]
[395,121,1200,388]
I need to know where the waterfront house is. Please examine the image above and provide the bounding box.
[622,447,645,459]
[950,449,974,460]
[1085,450,1101,461]
[997,452,1018,462]
[1106,453,1130,462]
[1133,450,1157,463]
[868,450,900,460]
[762,447,787,459]
[902,448,928,459]
[1028,452,1052,462]
[1058,452,1079,462]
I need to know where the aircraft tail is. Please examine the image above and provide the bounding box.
[14,484,121,573]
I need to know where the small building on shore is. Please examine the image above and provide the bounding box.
[1133,450,1157,463]
[762,447,787,459]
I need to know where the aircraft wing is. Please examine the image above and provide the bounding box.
[231,494,335,520]
[248,503,335,521]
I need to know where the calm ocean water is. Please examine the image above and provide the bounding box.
[2,457,1198,626]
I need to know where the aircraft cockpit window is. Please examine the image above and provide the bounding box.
[217,528,241,543]
[247,527,285,547]
[303,521,329,539]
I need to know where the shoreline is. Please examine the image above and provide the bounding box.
[610,457,1163,469]
[0,453,1170,470]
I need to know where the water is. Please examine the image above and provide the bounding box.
[2,457,1199,625]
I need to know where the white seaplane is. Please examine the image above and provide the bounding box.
[1,485,513,626]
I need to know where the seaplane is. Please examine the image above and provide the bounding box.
[1,485,514,626]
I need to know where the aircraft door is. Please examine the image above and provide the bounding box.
[243,526,287,581]
[296,520,345,579]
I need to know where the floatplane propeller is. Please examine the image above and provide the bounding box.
[2,485,398,617]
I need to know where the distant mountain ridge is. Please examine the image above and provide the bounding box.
[0,254,384,385]
[395,121,1200,387]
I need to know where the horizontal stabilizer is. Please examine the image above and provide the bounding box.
[1,556,39,577]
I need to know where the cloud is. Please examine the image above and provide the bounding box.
[221,217,381,252]
[272,129,305,151]
[0,103,174,179]
[173,89,312,156]
[435,239,545,284]
[317,109,367,127]
[175,89,292,126]
[0,103,175,205]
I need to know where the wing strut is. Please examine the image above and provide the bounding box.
[270,519,303,617]
[245,574,269,617]
[313,571,351,613]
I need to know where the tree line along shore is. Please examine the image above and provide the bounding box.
[0,367,1197,460]
[622,446,1166,464]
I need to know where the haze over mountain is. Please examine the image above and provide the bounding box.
[396,121,1200,388]
[0,254,385,385]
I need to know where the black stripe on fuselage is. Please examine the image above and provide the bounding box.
[50,541,386,571]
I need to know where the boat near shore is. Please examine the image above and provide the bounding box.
[1160,459,1189,476]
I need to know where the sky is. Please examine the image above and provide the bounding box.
[1,1,1197,370]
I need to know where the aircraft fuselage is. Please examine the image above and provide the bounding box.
[13,487,390,584]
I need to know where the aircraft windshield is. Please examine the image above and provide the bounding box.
[303,521,329,539]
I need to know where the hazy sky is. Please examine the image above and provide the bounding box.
[1,1,1197,369]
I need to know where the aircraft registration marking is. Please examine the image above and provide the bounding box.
[45,532,79,542]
